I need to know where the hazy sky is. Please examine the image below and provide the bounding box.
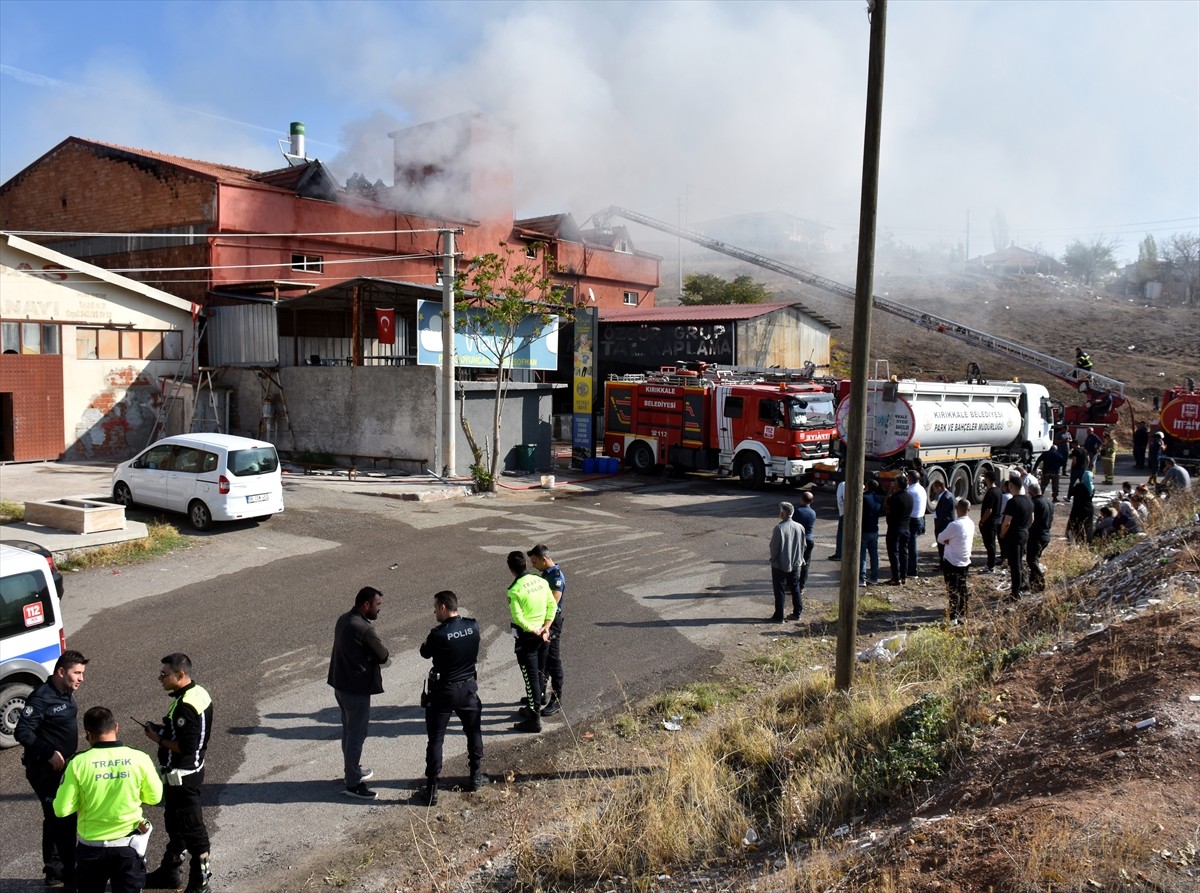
[1,0,1197,263]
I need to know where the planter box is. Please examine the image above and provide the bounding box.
[24,498,126,534]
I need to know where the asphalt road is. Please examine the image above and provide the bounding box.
[0,472,846,891]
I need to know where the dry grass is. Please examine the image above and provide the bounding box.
[0,499,24,523]
[56,521,190,570]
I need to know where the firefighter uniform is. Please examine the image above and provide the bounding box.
[14,679,80,887]
[146,682,212,892]
[420,613,484,791]
[53,739,163,893]
[507,573,557,725]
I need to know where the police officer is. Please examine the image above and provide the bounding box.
[143,654,213,893]
[15,649,88,890]
[53,706,162,893]
[527,544,566,717]
[506,551,556,733]
[414,590,486,807]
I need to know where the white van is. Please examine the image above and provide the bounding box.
[111,433,285,531]
[0,542,66,748]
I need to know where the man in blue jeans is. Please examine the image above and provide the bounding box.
[327,587,389,800]
[768,501,805,622]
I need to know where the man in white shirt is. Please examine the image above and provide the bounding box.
[906,473,928,577]
[937,498,975,621]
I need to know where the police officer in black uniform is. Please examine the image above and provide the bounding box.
[15,649,89,890]
[144,653,213,893]
[415,590,486,806]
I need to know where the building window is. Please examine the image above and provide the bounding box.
[76,328,182,361]
[1,321,61,355]
[291,253,324,273]
[615,239,630,254]
[623,291,638,306]
[525,244,538,259]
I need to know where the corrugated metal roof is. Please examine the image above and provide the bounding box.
[599,300,837,328]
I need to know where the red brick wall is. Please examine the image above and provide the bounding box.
[0,140,216,234]
[0,354,65,461]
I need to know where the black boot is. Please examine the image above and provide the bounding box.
[183,854,211,893]
[467,771,490,792]
[144,855,184,890]
[514,713,542,733]
[413,780,438,806]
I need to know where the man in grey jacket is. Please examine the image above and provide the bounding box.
[769,501,806,623]
[327,586,389,800]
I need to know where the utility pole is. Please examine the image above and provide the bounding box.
[836,0,887,692]
[440,229,461,477]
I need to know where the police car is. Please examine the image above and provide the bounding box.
[0,541,67,748]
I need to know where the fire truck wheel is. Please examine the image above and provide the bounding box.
[628,441,657,475]
[735,452,766,488]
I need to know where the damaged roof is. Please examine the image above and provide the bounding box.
[599,300,838,329]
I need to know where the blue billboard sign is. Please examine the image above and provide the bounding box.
[416,299,560,369]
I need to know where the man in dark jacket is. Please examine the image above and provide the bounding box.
[1039,438,1068,502]
[415,590,486,806]
[15,650,88,890]
[327,587,389,800]
[1026,480,1054,592]
[929,479,955,564]
[884,474,914,585]
[1000,473,1035,599]
[978,468,1000,572]
[1132,422,1150,470]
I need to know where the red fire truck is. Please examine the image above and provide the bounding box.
[603,368,839,486]
[1157,378,1200,470]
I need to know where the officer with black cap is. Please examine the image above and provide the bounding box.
[414,590,486,806]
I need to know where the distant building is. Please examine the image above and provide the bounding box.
[970,246,1064,276]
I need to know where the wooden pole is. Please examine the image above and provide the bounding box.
[836,0,888,692]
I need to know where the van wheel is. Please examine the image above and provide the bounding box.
[735,452,766,488]
[188,500,213,531]
[113,481,133,506]
[0,682,34,749]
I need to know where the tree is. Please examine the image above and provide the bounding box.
[1136,233,1159,284]
[1164,232,1199,305]
[1061,236,1120,285]
[990,209,1009,253]
[452,243,573,492]
[679,272,770,305]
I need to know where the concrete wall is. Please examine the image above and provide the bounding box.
[219,367,557,476]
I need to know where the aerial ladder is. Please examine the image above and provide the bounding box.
[589,206,1125,425]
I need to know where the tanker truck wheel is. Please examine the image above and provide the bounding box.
[735,452,766,488]
[926,466,948,494]
[628,441,657,475]
[970,463,995,503]
[949,464,972,502]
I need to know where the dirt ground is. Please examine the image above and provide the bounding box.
[261,270,1200,893]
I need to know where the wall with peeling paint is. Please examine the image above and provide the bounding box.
[1,236,195,461]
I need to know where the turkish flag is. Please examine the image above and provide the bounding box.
[375,308,396,345]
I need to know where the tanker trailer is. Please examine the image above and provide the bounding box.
[831,378,1055,502]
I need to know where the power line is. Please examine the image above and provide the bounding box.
[104,253,432,274]
[6,228,450,239]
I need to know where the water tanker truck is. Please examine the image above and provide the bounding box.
[817,377,1055,502]
[1156,379,1200,470]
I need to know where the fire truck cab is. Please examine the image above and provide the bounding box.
[603,368,838,486]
